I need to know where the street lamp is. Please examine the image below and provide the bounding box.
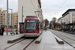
[10,14,17,35]
[7,0,8,35]
[12,14,18,35]
[22,6,23,22]
[12,14,15,34]
[34,11,40,17]
[9,9,12,33]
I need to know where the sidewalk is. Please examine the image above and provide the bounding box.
[0,32,24,42]
[0,32,24,50]
[1,32,15,36]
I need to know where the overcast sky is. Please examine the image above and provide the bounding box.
[0,0,18,12]
[0,0,75,21]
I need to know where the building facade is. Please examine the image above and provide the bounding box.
[0,8,18,28]
[12,12,18,28]
[1,10,10,27]
[0,8,2,26]
[62,9,75,24]
[58,9,75,29]
[18,0,43,22]
[18,0,43,30]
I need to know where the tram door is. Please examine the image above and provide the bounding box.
[19,23,24,33]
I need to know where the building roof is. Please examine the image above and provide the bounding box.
[58,17,62,21]
[62,9,75,17]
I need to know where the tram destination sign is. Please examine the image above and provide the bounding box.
[27,20,35,22]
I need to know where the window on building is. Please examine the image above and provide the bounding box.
[72,12,75,16]
[72,18,75,23]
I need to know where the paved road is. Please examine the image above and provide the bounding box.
[50,29,75,48]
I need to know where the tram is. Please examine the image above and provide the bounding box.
[19,16,43,37]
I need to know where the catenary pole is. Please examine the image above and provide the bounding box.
[22,6,23,22]
[10,9,12,32]
[7,0,8,35]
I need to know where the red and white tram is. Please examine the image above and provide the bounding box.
[19,16,43,37]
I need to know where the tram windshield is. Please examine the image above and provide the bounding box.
[26,22,36,30]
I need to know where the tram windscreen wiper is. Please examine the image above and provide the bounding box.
[31,26,35,30]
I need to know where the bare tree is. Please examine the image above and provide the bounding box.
[45,19,49,27]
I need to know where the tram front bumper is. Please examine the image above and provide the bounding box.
[24,33,40,37]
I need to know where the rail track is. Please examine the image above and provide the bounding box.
[4,36,38,50]
[50,30,75,49]
[23,37,37,50]
[4,38,25,50]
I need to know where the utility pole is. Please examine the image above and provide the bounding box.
[13,15,14,33]
[11,9,12,32]
[11,14,15,34]
[22,6,23,22]
[7,0,8,35]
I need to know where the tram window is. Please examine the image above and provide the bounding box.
[26,22,36,30]
[38,21,40,23]
[37,22,39,30]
